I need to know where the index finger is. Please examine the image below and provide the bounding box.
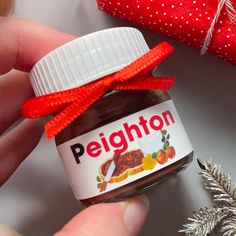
[0,17,76,74]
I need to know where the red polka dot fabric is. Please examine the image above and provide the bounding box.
[97,0,236,64]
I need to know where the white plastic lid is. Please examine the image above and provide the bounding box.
[30,27,150,96]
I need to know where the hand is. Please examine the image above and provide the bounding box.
[0,17,149,236]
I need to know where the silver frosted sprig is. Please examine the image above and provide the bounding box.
[220,215,236,236]
[199,159,236,207]
[180,159,236,236]
[179,207,229,236]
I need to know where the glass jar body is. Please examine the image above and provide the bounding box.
[56,89,193,206]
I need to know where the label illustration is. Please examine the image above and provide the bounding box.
[57,100,193,200]
[97,129,176,192]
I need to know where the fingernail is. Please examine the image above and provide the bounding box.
[0,224,22,236]
[123,195,150,236]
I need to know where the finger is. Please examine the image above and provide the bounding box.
[54,195,149,236]
[0,70,33,135]
[0,17,75,74]
[0,118,43,186]
[0,224,21,236]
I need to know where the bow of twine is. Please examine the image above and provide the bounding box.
[22,42,175,139]
[201,0,236,55]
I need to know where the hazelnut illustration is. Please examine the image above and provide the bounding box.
[156,150,168,164]
[166,146,176,159]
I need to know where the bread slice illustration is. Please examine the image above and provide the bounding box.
[99,149,144,183]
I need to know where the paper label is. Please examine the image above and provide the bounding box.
[57,100,193,200]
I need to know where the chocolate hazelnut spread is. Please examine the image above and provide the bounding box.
[28,27,193,206]
[101,150,144,177]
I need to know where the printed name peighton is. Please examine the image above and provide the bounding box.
[70,108,175,164]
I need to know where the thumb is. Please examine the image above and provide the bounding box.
[54,195,150,236]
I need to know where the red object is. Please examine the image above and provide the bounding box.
[22,42,175,139]
[97,0,236,64]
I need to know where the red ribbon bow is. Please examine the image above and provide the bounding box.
[22,42,175,139]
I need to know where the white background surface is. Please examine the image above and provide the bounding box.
[1,0,236,235]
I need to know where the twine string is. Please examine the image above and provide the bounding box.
[201,0,236,55]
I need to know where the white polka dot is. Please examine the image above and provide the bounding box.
[186,21,189,24]
[208,17,211,20]
[147,6,150,9]
[171,5,175,8]
[228,28,231,31]
[196,8,199,11]
[155,11,158,14]
[196,18,199,21]
[161,3,165,6]
[163,12,166,15]
[180,2,183,6]
[137,5,140,8]
[179,25,182,28]
[126,5,129,8]
[203,3,206,6]
[193,0,196,4]
[189,13,192,16]
[227,35,230,38]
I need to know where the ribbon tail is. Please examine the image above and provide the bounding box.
[45,89,105,139]
[22,78,108,119]
[113,77,175,90]
[114,42,174,82]
[22,96,71,118]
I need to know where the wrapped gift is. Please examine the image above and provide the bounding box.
[97,0,236,64]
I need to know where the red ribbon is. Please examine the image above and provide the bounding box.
[22,42,175,139]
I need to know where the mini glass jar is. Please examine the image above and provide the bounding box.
[30,27,193,206]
